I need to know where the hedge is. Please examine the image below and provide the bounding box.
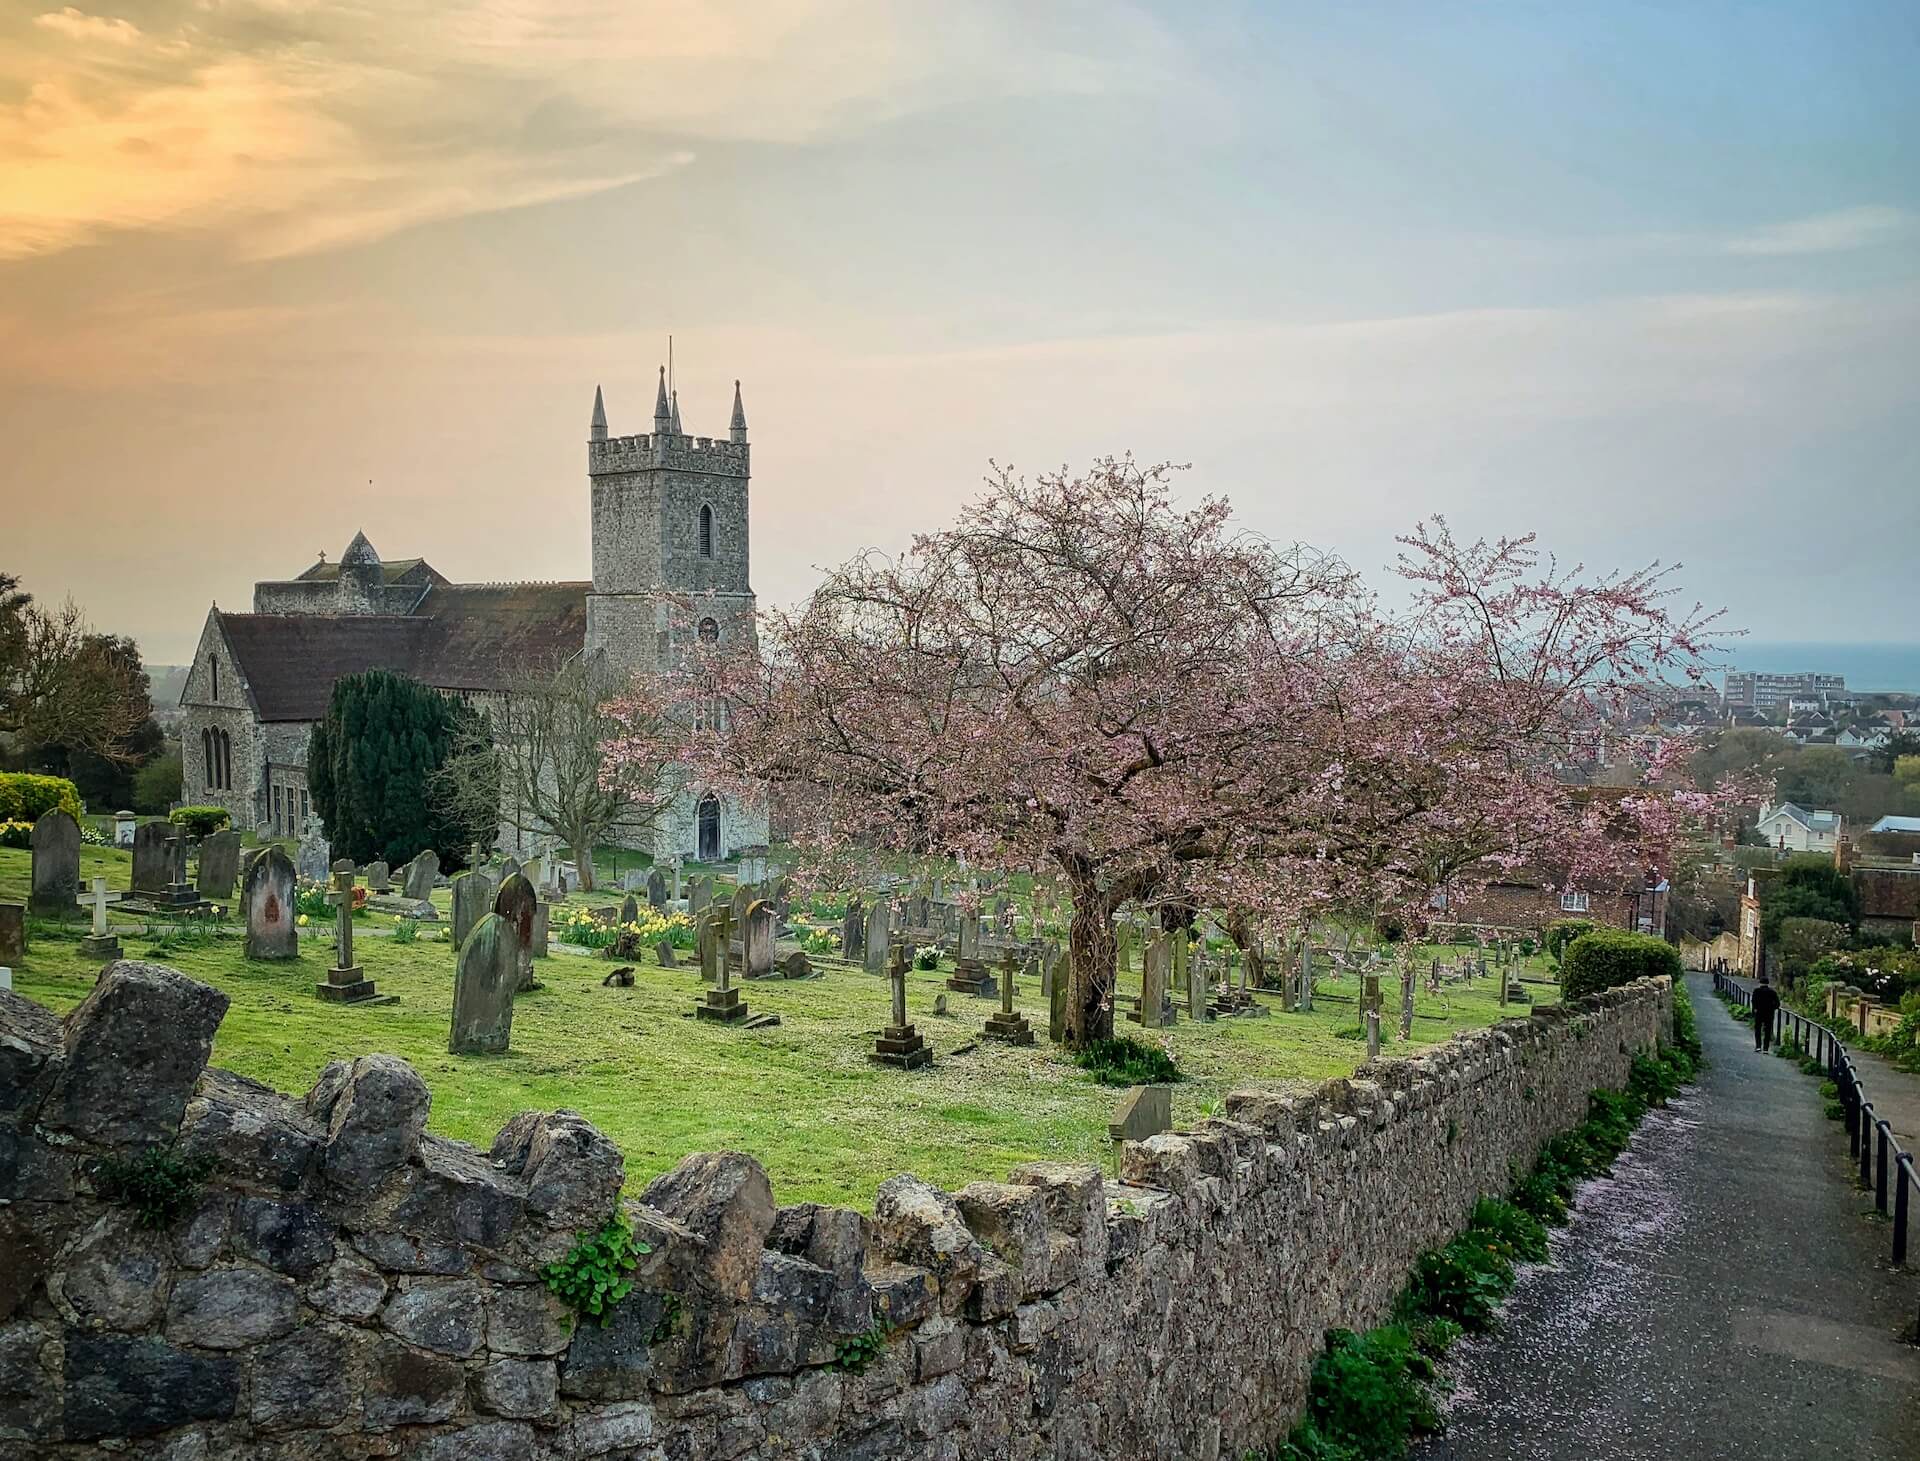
[1544,918,1597,965]
[169,805,233,837]
[1561,929,1683,1001]
[0,773,84,824]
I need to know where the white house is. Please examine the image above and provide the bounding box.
[1755,801,1844,854]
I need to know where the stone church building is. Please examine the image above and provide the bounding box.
[180,371,768,863]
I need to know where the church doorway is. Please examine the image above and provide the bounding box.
[697,796,721,863]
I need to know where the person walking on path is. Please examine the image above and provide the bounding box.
[1751,974,1780,1052]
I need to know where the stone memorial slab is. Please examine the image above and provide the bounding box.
[743,899,775,978]
[863,901,892,975]
[449,913,517,1054]
[113,810,137,847]
[1048,949,1070,1043]
[531,901,550,959]
[131,821,175,897]
[196,829,241,901]
[366,860,391,893]
[243,848,299,960]
[403,848,440,901]
[295,818,330,882]
[0,903,25,964]
[1130,933,1170,1029]
[451,872,491,951]
[690,877,712,917]
[494,872,539,992]
[29,810,82,918]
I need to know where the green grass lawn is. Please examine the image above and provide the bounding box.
[2,846,1553,1210]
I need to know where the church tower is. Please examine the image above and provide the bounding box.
[584,370,765,860]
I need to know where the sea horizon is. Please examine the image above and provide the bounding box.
[1716,640,1920,695]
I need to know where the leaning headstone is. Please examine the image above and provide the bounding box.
[657,939,680,969]
[729,885,751,929]
[743,900,775,978]
[449,913,517,1054]
[1108,1085,1172,1172]
[317,871,378,1003]
[403,848,440,900]
[494,872,539,992]
[0,903,25,964]
[330,856,355,882]
[690,877,713,917]
[781,950,812,980]
[79,878,121,961]
[29,810,82,918]
[196,829,241,901]
[647,869,667,910]
[366,860,391,893]
[842,896,865,961]
[864,901,892,975]
[452,872,490,950]
[243,847,299,960]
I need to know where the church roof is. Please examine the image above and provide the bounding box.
[292,556,442,586]
[215,580,589,721]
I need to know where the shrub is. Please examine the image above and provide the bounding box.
[1401,1235,1514,1331]
[93,1143,214,1228]
[1560,929,1683,1001]
[132,747,182,815]
[542,1215,650,1324]
[1073,1035,1181,1087]
[0,820,30,850]
[0,772,84,823]
[169,805,232,837]
[1299,1326,1441,1458]
[1543,918,1597,966]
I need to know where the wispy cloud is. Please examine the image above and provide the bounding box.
[0,1,1174,264]
[1723,205,1912,257]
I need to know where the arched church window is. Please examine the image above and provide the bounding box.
[219,729,232,790]
[698,617,719,643]
[699,504,714,558]
[203,729,214,791]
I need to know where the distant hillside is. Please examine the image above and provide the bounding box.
[148,664,189,724]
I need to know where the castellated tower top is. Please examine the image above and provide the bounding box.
[586,373,750,478]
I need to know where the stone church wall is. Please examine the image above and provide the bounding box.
[0,965,1672,1460]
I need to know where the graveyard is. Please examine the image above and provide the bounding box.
[0,838,1553,1209]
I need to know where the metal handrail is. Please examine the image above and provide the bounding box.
[1714,972,1914,1283]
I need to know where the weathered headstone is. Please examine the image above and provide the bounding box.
[449,912,517,1054]
[872,942,932,1069]
[1049,949,1070,1042]
[196,828,241,901]
[694,907,750,1024]
[946,907,995,998]
[494,872,539,992]
[781,950,812,979]
[113,810,137,848]
[29,810,82,918]
[501,857,521,880]
[365,859,392,893]
[295,817,330,882]
[531,901,550,959]
[1108,1084,1172,1171]
[729,885,751,930]
[984,949,1034,1045]
[403,848,439,900]
[451,872,490,950]
[743,899,775,978]
[131,821,174,897]
[1400,966,1416,1039]
[79,878,120,961]
[842,895,865,961]
[698,911,721,985]
[647,869,667,910]
[620,893,640,926]
[657,938,680,969]
[863,900,892,975]
[738,846,769,887]
[0,903,25,964]
[690,877,713,917]
[1131,931,1169,1030]
[242,847,298,960]
[317,871,378,1003]
[1187,936,1211,1022]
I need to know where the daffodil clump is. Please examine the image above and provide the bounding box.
[559,906,695,951]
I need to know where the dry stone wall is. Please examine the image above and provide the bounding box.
[0,962,1672,1461]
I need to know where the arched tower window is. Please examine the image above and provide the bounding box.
[203,729,214,791]
[698,617,719,643]
[210,655,220,700]
[699,503,714,558]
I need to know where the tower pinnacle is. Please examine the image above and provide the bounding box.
[670,389,683,436]
[589,384,608,443]
[653,366,672,435]
[729,379,748,444]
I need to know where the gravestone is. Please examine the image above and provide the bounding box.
[403,848,439,900]
[331,857,355,882]
[983,949,1034,1045]
[296,818,330,882]
[1048,949,1070,1042]
[242,847,299,960]
[871,942,932,1069]
[79,878,121,961]
[1187,937,1211,1022]
[698,911,721,985]
[0,903,25,964]
[1400,966,1416,1039]
[620,893,640,927]
[451,872,491,951]
[841,896,865,961]
[501,857,521,880]
[863,901,892,975]
[531,901,550,959]
[690,877,713,917]
[196,829,241,901]
[317,870,378,1003]
[1108,1085,1173,1171]
[494,872,539,992]
[449,913,517,1054]
[131,821,176,897]
[622,869,645,892]
[743,899,775,978]
[738,846,769,887]
[366,860,391,893]
[522,855,545,891]
[647,869,667,910]
[729,885,751,930]
[113,811,137,848]
[1131,932,1170,1030]
[781,950,812,979]
[694,908,750,1024]
[946,908,995,998]
[657,939,679,969]
[29,810,82,918]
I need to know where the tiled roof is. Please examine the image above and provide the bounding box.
[216,580,590,721]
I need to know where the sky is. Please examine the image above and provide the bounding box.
[3,0,1917,666]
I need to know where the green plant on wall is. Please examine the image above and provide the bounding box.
[542,1214,651,1324]
[93,1144,215,1228]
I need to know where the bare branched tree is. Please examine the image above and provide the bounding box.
[0,580,148,765]
[433,654,684,892]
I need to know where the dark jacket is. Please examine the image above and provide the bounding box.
[1752,984,1781,1018]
